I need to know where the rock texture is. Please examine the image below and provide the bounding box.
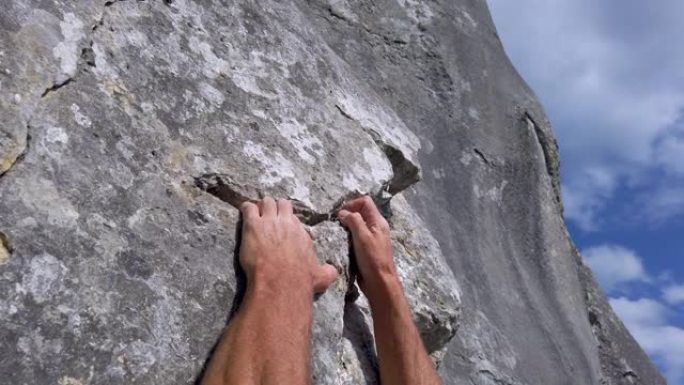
[0,1,664,384]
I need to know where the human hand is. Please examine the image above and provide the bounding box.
[338,196,398,301]
[239,197,338,296]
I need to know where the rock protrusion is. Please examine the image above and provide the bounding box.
[389,195,461,357]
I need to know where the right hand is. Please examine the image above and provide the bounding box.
[338,196,398,299]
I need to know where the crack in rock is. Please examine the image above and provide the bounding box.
[0,121,32,182]
[0,130,28,178]
[473,148,493,167]
[2,1,118,178]
[524,111,562,205]
[193,170,410,228]
[322,5,409,47]
[194,173,350,226]
[0,231,12,265]
[44,0,128,96]
[104,0,129,8]
[41,78,74,98]
[193,104,424,226]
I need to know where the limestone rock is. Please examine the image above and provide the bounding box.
[0,1,664,385]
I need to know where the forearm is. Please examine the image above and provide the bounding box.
[367,273,442,385]
[202,281,314,385]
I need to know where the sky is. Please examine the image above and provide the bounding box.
[486,0,684,383]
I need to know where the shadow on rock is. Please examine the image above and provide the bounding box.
[343,300,379,384]
[194,218,246,385]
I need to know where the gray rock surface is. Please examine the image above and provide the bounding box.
[0,0,664,384]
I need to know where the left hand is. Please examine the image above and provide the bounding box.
[239,197,338,296]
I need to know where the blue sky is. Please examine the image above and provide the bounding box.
[486,0,684,383]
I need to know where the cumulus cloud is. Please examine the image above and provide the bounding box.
[583,245,649,290]
[561,167,618,231]
[610,297,669,329]
[663,285,684,305]
[487,0,684,230]
[485,2,684,376]
[643,183,684,223]
[610,297,684,385]
[581,243,684,383]
[656,133,684,176]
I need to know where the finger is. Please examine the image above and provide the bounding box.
[338,210,371,240]
[240,201,259,221]
[293,218,314,241]
[261,196,277,218]
[313,264,338,293]
[341,196,385,226]
[277,198,293,217]
[341,195,374,212]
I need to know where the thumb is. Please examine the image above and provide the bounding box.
[313,264,338,294]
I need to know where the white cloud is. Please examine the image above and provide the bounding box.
[583,245,649,290]
[642,183,684,223]
[580,243,684,383]
[656,134,684,176]
[663,285,684,305]
[610,297,669,327]
[487,0,684,230]
[610,297,684,385]
[561,167,618,230]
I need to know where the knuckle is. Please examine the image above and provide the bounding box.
[243,219,259,232]
[349,214,365,226]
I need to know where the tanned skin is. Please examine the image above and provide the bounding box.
[338,196,442,385]
[202,196,441,385]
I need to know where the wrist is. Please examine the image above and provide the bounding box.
[246,267,314,300]
[241,272,314,328]
[363,270,404,307]
[233,271,314,357]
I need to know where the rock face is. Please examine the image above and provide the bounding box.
[0,1,664,384]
